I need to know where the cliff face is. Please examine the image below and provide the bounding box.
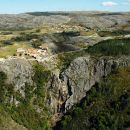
[63,56,130,110]
[0,58,33,97]
[0,56,130,124]
[46,56,130,116]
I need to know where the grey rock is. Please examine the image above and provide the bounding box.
[0,58,33,96]
[0,56,130,123]
[47,56,130,114]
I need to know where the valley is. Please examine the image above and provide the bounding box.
[0,11,130,130]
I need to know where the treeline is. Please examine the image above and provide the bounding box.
[87,38,130,56]
[11,33,40,42]
[3,32,44,48]
[98,30,130,37]
[27,12,69,16]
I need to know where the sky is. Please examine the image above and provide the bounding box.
[0,0,130,14]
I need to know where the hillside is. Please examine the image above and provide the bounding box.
[0,12,130,31]
[0,12,130,130]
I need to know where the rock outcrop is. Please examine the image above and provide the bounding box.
[47,56,130,116]
[0,58,33,97]
[0,56,130,124]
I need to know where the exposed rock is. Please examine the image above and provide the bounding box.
[63,56,130,110]
[69,12,130,30]
[0,12,130,30]
[47,56,130,115]
[0,14,70,30]
[0,56,130,125]
[0,58,33,96]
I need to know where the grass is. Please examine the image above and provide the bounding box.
[0,34,15,41]
[80,30,96,36]
[0,42,32,58]
[76,42,88,48]
[56,49,87,71]
[0,106,27,130]
[0,30,37,58]
[122,24,130,30]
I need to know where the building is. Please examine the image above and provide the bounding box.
[16,48,26,56]
[26,49,38,58]
[16,44,49,59]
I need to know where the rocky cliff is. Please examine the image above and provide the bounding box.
[0,55,130,126]
[47,56,130,116]
[0,58,33,97]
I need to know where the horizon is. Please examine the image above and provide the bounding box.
[0,0,130,14]
[2,10,130,15]
[13,10,130,14]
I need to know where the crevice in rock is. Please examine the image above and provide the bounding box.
[67,77,73,96]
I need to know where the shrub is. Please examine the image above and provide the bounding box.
[0,68,51,130]
[36,29,41,33]
[3,40,13,45]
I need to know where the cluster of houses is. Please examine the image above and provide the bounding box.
[16,44,49,59]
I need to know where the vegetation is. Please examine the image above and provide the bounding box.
[9,64,51,130]
[0,31,13,35]
[0,105,27,130]
[98,30,130,37]
[2,40,13,45]
[87,38,130,56]
[57,49,86,71]
[11,33,40,42]
[57,67,130,130]
[0,71,13,103]
[31,41,42,48]
[0,42,31,58]
[0,64,51,130]
[36,29,41,33]
[80,30,95,36]
[32,64,51,107]
[27,12,69,16]
[10,32,44,48]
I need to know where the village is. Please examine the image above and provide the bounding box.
[16,43,49,60]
